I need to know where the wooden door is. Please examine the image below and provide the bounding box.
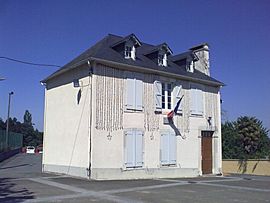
[201,131,213,174]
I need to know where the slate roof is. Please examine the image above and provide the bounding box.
[42,34,224,86]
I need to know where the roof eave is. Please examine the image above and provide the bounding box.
[41,57,224,87]
[91,57,224,87]
[40,58,89,84]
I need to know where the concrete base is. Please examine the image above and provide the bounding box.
[43,164,201,180]
[43,164,89,179]
[90,167,200,180]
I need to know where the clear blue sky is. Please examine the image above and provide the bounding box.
[0,0,269,131]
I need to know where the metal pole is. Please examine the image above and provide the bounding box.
[5,91,14,150]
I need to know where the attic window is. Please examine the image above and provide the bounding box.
[158,53,167,67]
[125,45,136,60]
[187,60,194,73]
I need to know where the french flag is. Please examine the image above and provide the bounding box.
[167,95,184,118]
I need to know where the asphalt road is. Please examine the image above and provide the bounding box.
[0,153,270,203]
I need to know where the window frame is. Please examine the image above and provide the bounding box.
[162,82,173,111]
[124,45,132,59]
[158,53,168,67]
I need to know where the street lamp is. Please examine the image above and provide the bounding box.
[5,91,14,150]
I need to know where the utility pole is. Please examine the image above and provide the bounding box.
[5,91,14,151]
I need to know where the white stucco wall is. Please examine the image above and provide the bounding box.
[43,63,222,180]
[89,64,222,179]
[43,65,91,178]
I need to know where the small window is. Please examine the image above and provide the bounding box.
[125,46,132,58]
[187,60,194,73]
[125,45,136,60]
[162,83,172,110]
[158,53,167,67]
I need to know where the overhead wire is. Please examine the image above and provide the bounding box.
[0,56,61,68]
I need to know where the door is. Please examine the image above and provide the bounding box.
[201,131,214,174]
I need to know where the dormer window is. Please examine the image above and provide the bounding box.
[125,45,132,58]
[187,60,194,73]
[111,34,141,61]
[125,45,136,60]
[158,53,167,67]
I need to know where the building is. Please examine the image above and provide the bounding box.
[41,34,224,180]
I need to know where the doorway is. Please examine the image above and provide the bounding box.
[201,131,214,174]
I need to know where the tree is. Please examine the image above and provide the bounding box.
[222,116,270,159]
[0,118,5,130]
[0,110,43,147]
[23,110,32,125]
[235,116,269,158]
[222,121,243,159]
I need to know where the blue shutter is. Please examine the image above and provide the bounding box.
[125,131,135,167]
[126,77,135,110]
[173,84,183,113]
[169,133,176,164]
[160,134,169,165]
[135,79,143,111]
[135,131,143,167]
[154,81,162,112]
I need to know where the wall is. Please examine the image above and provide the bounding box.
[42,62,222,180]
[90,64,222,180]
[0,148,21,162]
[223,160,270,176]
[43,65,91,178]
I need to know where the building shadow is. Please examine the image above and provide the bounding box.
[0,164,30,170]
[238,158,248,173]
[0,178,34,202]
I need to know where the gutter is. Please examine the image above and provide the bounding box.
[87,60,93,179]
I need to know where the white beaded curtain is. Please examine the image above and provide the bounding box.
[205,87,216,128]
[95,64,124,131]
[175,86,190,134]
[143,74,160,131]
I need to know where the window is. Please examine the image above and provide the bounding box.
[160,132,176,166]
[125,45,136,60]
[126,72,143,111]
[124,130,144,168]
[190,85,204,115]
[125,46,132,58]
[158,53,167,67]
[162,83,172,110]
[187,60,194,73]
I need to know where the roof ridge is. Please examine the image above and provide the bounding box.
[108,33,124,38]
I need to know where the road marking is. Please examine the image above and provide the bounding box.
[29,178,89,193]
[27,177,143,203]
[198,182,270,192]
[154,177,243,183]
[19,176,270,203]
[104,182,189,194]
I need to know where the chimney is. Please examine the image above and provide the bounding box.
[189,43,210,76]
